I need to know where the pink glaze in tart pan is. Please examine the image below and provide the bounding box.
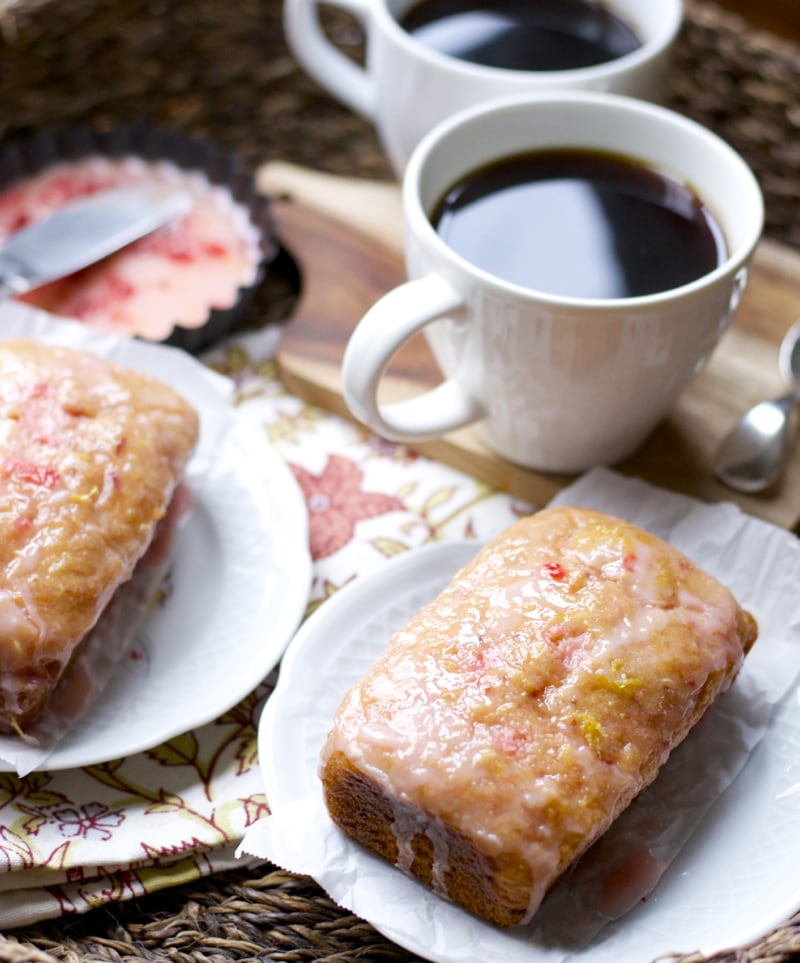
[0,126,275,352]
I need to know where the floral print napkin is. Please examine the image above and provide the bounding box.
[0,325,525,928]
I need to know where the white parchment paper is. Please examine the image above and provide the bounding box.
[241,467,800,963]
[0,303,234,774]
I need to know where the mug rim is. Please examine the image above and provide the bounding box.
[375,0,684,83]
[403,90,765,310]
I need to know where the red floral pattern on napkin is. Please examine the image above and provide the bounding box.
[290,455,404,558]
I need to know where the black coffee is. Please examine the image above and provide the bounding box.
[399,0,641,71]
[431,149,727,300]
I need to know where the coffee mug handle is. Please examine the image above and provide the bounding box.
[283,0,377,119]
[342,275,487,441]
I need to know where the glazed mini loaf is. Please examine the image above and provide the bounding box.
[320,506,758,927]
[0,338,199,735]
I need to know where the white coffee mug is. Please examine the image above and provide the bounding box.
[283,0,683,174]
[341,92,764,474]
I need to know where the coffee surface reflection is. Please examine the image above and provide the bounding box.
[399,0,642,71]
[431,149,728,299]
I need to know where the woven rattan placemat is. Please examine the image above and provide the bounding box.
[0,0,799,959]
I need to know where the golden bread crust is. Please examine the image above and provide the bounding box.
[322,748,533,927]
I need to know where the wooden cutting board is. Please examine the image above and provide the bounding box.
[258,161,800,531]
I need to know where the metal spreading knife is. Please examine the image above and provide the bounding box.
[0,184,192,299]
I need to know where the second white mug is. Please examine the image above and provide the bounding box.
[283,0,683,175]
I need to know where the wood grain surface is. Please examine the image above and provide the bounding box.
[259,162,800,531]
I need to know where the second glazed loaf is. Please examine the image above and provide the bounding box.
[0,338,199,735]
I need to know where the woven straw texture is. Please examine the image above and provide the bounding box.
[0,0,799,960]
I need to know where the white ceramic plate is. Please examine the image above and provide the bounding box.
[259,540,800,963]
[0,305,312,772]
[8,415,311,772]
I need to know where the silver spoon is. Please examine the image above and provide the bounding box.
[713,319,800,493]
